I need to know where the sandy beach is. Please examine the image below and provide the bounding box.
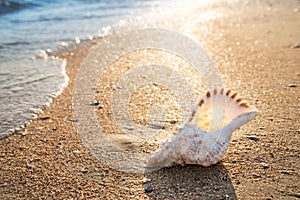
[1,0,299,199]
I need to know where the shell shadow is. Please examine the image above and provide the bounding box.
[143,163,237,199]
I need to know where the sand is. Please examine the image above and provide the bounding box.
[1,0,299,199]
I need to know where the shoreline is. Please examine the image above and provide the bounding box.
[0,40,95,140]
[1,0,299,199]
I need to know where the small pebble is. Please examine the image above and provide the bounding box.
[252,173,261,177]
[288,84,297,87]
[144,186,153,193]
[19,146,25,150]
[73,150,80,154]
[261,163,269,169]
[247,135,260,141]
[81,168,88,173]
[90,101,100,106]
[98,105,104,109]
[288,193,300,198]
[14,127,21,133]
[36,126,44,130]
[30,114,38,120]
[122,141,132,145]
[21,132,27,136]
[39,115,50,120]
[141,177,151,183]
[291,44,300,49]
[281,171,292,175]
[125,126,135,130]
[169,119,178,124]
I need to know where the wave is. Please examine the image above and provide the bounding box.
[10,13,117,24]
[0,74,58,91]
[2,41,31,46]
[0,0,36,15]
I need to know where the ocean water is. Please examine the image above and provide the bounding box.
[0,0,171,134]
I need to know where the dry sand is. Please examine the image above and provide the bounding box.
[1,0,299,199]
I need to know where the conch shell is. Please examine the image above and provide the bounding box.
[147,88,258,168]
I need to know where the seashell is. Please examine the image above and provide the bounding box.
[147,88,258,169]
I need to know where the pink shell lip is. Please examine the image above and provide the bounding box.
[189,88,257,131]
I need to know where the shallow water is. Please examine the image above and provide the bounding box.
[0,0,171,133]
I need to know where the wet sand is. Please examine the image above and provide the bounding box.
[1,0,299,199]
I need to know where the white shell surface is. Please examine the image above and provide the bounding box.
[147,124,230,168]
[147,89,258,169]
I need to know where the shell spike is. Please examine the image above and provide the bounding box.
[222,109,258,136]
